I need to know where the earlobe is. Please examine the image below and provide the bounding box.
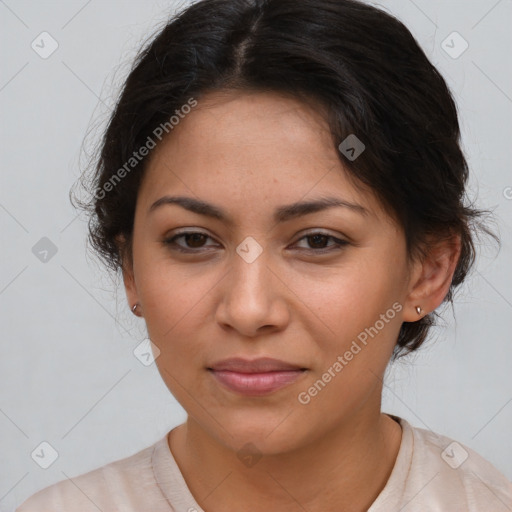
[403,234,461,322]
[122,263,143,317]
[131,302,143,317]
[116,234,141,315]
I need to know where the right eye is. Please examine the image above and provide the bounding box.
[162,230,220,253]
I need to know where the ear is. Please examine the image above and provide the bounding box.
[402,233,462,322]
[116,234,139,312]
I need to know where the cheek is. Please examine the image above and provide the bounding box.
[140,267,212,394]
[293,272,403,418]
[133,231,214,310]
[295,257,403,337]
[292,256,406,405]
[132,247,204,333]
[141,270,214,343]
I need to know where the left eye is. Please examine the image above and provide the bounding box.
[294,233,348,251]
[162,231,348,253]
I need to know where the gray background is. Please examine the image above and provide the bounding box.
[1,0,511,509]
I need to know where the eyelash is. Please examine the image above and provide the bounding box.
[162,230,349,254]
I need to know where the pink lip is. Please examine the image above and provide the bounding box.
[209,369,306,396]
[207,357,308,396]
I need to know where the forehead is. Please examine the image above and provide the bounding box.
[138,90,381,218]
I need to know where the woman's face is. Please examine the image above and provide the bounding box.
[124,90,419,454]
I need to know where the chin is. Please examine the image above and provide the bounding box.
[209,411,309,457]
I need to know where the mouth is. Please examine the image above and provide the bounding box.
[207,357,308,396]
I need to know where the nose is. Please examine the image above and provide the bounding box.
[215,247,290,337]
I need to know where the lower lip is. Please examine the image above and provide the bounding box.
[209,369,306,396]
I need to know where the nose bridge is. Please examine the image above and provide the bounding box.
[217,238,288,335]
[229,242,272,305]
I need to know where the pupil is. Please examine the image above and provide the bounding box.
[187,233,205,247]
[309,234,327,248]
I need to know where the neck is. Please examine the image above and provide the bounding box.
[169,408,402,512]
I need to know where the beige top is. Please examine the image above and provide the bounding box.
[16,416,512,511]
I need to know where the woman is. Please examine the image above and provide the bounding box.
[17,0,512,510]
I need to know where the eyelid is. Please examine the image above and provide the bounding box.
[292,230,349,249]
[165,230,228,257]
[163,229,219,248]
[164,228,346,242]
[296,228,344,239]
[163,228,350,253]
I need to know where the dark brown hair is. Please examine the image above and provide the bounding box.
[72,0,497,358]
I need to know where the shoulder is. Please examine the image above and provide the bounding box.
[16,440,161,512]
[403,418,512,511]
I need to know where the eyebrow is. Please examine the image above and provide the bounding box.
[148,195,368,223]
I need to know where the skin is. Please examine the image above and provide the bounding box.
[120,90,461,511]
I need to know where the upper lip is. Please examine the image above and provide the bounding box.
[208,357,306,373]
